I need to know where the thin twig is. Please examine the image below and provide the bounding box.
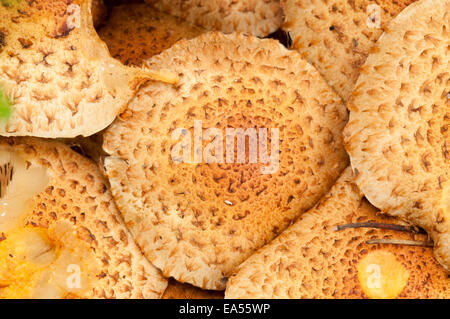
[332,222,425,234]
[366,239,433,247]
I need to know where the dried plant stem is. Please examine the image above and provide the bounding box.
[332,222,425,234]
[366,239,433,247]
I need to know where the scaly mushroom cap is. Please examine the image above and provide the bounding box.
[282,0,417,100]
[61,2,205,167]
[344,0,450,271]
[226,168,450,299]
[98,3,204,67]
[0,0,176,138]
[103,32,349,290]
[0,137,167,298]
[145,0,283,37]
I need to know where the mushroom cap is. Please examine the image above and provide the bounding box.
[0,137,167,298]
[282,0,417,100]
[344,0,450,271]
[146,0,283,37]
[226,168,450,299]
[0,0,173,138]
[98,3,204,67]
[103,32,348,290]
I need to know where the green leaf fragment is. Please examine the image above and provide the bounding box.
[0,89,12,120]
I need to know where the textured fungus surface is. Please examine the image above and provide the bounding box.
[99,3,204,67]
[344,0,450,271]
[146,0,283,37]
[0,138,167,298]
[0,0,175,137]
[282,0,417,100]
[226,168,450,299]
[103,32,349,290]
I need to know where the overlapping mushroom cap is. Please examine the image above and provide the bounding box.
[99,3,204,67]
[0,138,167,299]
[344,0,450,271]
[282,0,417,100]
[0,0,176,138]
[146,0,283,37]
[103,32,349,290]
[226,168,450,299]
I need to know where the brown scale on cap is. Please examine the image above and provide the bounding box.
[0,0,177,138]
[145,0,283,37]
[226,168,450,299]
[98,3,204,67]
[344,0,450,271]
[282,0,417,100]
[103,32,349,290]
[0,137,167,298]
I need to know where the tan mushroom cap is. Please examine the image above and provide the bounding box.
[98,3,204,67]
[282,0,417,100]
[145,0,283,37]
[61,3,203,168]
[0,137,167,299]
[103,32,349,290]
[162,279,224,299]
[226,168,450,299]
[61,2,204,170]
[344,0,450,271]
[0,0,176,138]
